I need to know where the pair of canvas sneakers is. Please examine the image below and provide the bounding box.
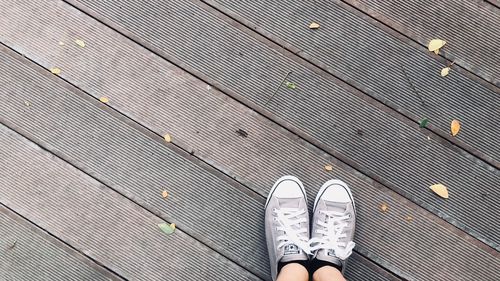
[265,176,356,280]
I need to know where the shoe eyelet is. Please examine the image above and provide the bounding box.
[272,208,277,212]
[273,217,277,221]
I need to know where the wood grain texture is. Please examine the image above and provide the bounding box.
[0,124,260,281]
[205,0,500,165]
[0,6,498,280]
[0,205,119,281]
[0,45,394,280]
[348,0,500,85]
[52,0,500,247]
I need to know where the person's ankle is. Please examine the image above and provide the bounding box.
[278,260,309,275]
[312,263,345,281]
[310,259,342,275]
[277,262,309,281]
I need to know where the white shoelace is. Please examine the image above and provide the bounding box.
[274,207,312,255]
[309,210,355,260]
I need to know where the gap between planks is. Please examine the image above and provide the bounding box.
[200,0,500,169]
[5,0,499,251]
[0,202,126,281]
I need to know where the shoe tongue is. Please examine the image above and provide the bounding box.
[314,249,342,267]
[277,198,301,208]
[280,244,308,263]
[324,201,347,213]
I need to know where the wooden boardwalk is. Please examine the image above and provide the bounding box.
[0,0,498,280]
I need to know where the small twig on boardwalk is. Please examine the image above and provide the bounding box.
[400,64,425,106]
[8,239,17,250]
[266,71,292,105]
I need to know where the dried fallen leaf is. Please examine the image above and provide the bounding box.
[379,203,389,213]
[162,190,168,198]
[50,68,61,75]
[164,134,172,143]
[99,97,109,103]
[419,118,429,128]
[285,81,297,89]
[309,22,320,29]
[450,119,460,136]
[74,39,86,48]
[236,129,248,138]
[441,67,450,77]
[24,101,31,107]
[158,222,175,235]
[405,215,414,222]
[428,39,446,52]
[434,49,439,55]
[324,164,333,171]
[430,184,449,198]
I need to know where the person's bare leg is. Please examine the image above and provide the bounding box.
[312,265,346,281]
[276,263,309,281]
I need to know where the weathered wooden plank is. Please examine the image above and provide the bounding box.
[0,124,260,281]
[196,0,500,165]
[489,0,500,8]
[0,49,269,278]
[346,0,500,85]
[0,205,119,281]
[0,7,498,281]
[346,254,401,281]
[205,0,500,165]
[49,0,500,247]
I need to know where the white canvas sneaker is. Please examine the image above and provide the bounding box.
[310,179,356,272]
[265,176,311,281]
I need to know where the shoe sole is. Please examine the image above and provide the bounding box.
[313,179,356,215]
[265,175,307,209]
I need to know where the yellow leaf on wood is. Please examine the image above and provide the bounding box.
[324,164,333,171]
[170,223,176,230]
[434,49,439,55]
[74,39,86,48]
[50,68,61,75]
[164,134,172,143]
[162,190,168,198]
[99,97,109,103]
[428,39,446,52]
[441,67,450,77]
[450,120,460,136]
[430,184,449,198]
[405,215,414,222]
[379,203,389,213]
[309,22,320,29]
